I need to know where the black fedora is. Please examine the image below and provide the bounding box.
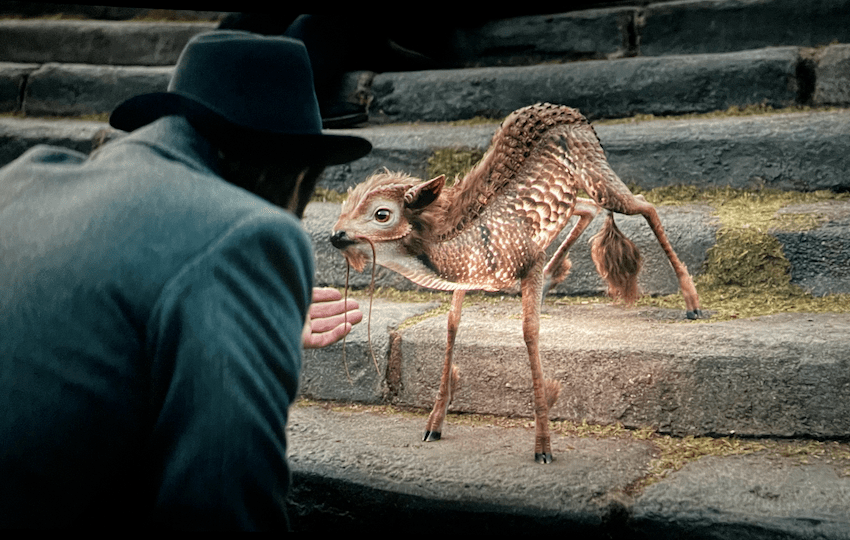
[110,31,371,165]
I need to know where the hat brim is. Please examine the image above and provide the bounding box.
[109,92,372,166]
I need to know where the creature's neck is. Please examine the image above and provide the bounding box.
[377,241,480,291]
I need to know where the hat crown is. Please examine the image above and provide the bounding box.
[168,31,323,135]
[109,30,371,165]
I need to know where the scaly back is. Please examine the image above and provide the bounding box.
[420,102,611,251]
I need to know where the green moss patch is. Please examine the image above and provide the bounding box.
[631,185,850,321]
[427,148,486,185]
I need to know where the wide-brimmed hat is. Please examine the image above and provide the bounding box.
[110,31,371,165]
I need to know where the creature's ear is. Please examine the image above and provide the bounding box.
[404,175,445,210]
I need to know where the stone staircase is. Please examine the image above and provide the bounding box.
[2,3,849,537]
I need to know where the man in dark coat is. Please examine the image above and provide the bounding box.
[0,31,370,529]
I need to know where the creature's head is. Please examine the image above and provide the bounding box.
[330,171,445,271]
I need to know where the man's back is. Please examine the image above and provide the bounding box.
[0,116,314,529]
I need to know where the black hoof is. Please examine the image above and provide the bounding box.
[687,309,705,320]
[534,452,553,464]
[423,430,441,442]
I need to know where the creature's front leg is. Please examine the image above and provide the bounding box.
[424,289,465,441]
[522,255,560,463]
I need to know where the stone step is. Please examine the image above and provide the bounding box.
[3,110,848,192]
[286,401,850,535]
[0,19,217,66]
[1,42,847,121]
[320,110,850,193]
[1,1,848,66]
[368,45,850,123]
[299,298,850,439]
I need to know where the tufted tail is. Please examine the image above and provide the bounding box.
[545,379,561,409]
[590,212,642,305]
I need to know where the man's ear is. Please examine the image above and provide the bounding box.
[404,175,445,210]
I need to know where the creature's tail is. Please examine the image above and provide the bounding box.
[590,212,642,305]
[545,379,561,409]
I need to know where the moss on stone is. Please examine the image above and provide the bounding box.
[633,185,850,321]
[426,148,485,185]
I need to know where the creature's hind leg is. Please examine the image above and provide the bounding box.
[523,254,560,464]
[602,192,702,319]
[424,289,464,441]
[542,198,601,298]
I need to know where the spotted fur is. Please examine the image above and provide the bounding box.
[330,103,702,463]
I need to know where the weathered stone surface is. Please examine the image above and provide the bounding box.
[318,123,496,192]
[449,7,635,67]
[287,402,653,533]
[598,111,850,192]
[631,455,850,538]
[299,299,438,403]
[0,19,216,66]
[370,47,801,123]
[639,0,850,57]
[0,117,108,166]
[323,111,850,194]
[773,201,850,296]
[814,44,850,106]
[0,62,37,113]
[0,4,223,21]
[23,63,171,116]
[286,403,850,535]
[397,304,850,438]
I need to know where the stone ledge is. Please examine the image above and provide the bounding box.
[5,111,845,193]
[0,19,216,66]
[369,47,803,123]
[22,62,172,116]
[2,43,848,120]
[639,0,850,57]
[286,403,850,536]
[301,299,850,439]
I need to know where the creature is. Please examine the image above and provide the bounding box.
[330,102,701,463]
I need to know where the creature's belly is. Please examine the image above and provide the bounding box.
[426,217,540,291]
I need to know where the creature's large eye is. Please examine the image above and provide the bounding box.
[374,208,392,223]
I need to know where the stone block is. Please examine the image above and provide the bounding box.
[397,304,850,438]
[449,7,635,67]
[370,47,801,123]
[0,62,38,113]
[639,0,850,56]
[813,43,850,106]
[23,63,171,116]
[299,299,439,403]
[0,20,215,65]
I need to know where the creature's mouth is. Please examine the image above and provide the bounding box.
[330,230,356,249]
[329,230,369,272]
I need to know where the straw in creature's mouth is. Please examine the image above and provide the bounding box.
[341,235,380,382]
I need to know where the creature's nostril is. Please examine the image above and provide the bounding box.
[330,230,354,249]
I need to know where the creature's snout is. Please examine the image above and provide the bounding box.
[330,230,356,250]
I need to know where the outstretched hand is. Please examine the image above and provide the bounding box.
[302,287,363,349]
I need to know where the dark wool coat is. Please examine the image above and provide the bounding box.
[0,115,314,530]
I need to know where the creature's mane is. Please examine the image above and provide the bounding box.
[420,103,592,242]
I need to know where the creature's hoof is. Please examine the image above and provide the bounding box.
[686,309,705,320]
[423,430,441,442]
[534,452,553,464]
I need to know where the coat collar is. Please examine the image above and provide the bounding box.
[94,115,222,177]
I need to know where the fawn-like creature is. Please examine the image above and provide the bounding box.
[330,102,701,463]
